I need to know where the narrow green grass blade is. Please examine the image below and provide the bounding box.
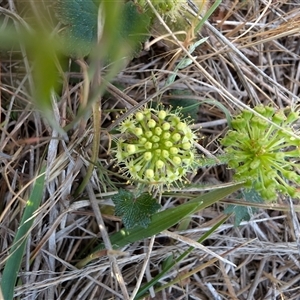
[1,166,46,300]
[110,183,242,247]
[76,182,243,268]
[194,0,222,33]
[76,201,198,268]
[135,214,230,299]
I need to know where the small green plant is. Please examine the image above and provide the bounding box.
[114,106,198,190]
[221,105,300,201]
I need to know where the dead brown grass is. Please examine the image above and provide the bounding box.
[1,0,300,299]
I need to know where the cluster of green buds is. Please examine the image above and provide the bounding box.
[134,0,208,49]
[136,0,186,21]
[221,105,300,201]
[115,106,198,190]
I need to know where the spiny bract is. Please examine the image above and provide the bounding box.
[115,106,198,190]
[221,105,300,201]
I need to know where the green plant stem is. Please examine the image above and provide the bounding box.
[1,166,46,300]
[74,98,101,197]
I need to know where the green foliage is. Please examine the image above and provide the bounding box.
[28,33,66,136]
[56,0,98,57]
[55,0,151,58]
[121,2,152,56]
[112,189,161,229]
[165,37,208,86]
[1,167,46,300]
[194,0,222,33]
[198,98,232,126]
[76,182,243,268]
[0,25,66,135]
[221,105,300,200]
[169,90,200,121]
[224,189,263,227]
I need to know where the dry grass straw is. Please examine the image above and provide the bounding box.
[1,0,300,299]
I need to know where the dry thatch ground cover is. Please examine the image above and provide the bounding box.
[1,1,300,299]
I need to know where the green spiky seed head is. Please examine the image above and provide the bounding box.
[115,106,198,190]
[221,105,300,201]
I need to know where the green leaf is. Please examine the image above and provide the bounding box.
[27,32,66,137]
[0,24,65,136]
[197,98,232,126]
[55,0,98,57]
[55,1,151,58]
[169,90,200,121]
[188,37,209,54]
[224,188,263,227]
[1,166,46,300]
[242,188,264,204]
[112,189,161,229]
[224,202,251,227]
[120,2,152,56]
